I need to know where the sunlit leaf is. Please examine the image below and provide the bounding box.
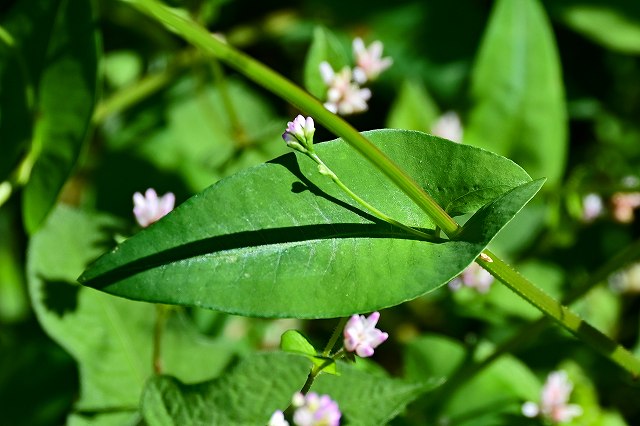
[465,0,567,186]
[80,130,542,318]
[303,26,351,99]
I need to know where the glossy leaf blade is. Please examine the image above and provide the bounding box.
[80,130,541,318]
[21,0,99,233]
[464,0,567,185]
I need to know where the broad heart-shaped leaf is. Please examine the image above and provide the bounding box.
[20,0,99,233]
[27,206,240,415]
[141,352,311,425]
[312,361,427,425]
[464,0,567,186]
[304,26,351,99]
[80,130,542,319]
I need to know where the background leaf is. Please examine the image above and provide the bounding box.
[27,206,240,417]
[312,361,427,426]
[0,38,30,182]
[303,26,351,99]
[464,0,567,186]
[80,130,541,318]
[20,0,99,233]
[386,79,440,133]
[544,0,640,54]
[141,352,310,426]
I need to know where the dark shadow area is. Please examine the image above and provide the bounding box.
[40,277,80,318]
[81,221,440,290]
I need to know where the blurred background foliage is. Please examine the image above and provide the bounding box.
[1,0,640,424]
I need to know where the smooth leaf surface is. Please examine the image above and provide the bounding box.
[141,352,311,426]
[27,206,239,413]
[464,0,567,185]
[80,130,541,318]
[21,0,99,233]
[303,26,350,99]
[312,361,426,425]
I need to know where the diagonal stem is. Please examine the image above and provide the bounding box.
[121,0,640,378]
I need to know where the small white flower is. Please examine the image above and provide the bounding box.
[343,311,388,357]
[132,188,175,227]
[431,111,463,143]
[522,370,583,424]
[319,62,371,116]
[611,192,640,223]
[582,193,603,222]
[609,262,640,294]
[292,392,341,426]
[448,262,494,294]
[282,115,316,153]
[268,410,290,426]
[352,37,392,84]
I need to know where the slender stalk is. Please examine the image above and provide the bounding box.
[121,0,640,378]
[322,317,348,357]
[153,304,169,374]
[123,0,460,237]
[307,152,434,241]
[478,249,640,377]
[426,239,640,414]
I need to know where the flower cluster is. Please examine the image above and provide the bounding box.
[609,262,640,294]
[269,392,341,426]
[611,192,640,223]
[132,188,175,227]
[282,115,316,154]
[343,311,388,357]
[522,370,582,424]
[319,37,392,115]
[448,262,494,294]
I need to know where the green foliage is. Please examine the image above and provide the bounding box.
[141,352,311,425]
[27,206,239,418]
[465,0,567,186]
[386,79,439,133]
[2,0,100,233]
[80,131,541,318]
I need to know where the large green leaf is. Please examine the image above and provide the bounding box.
[27,206,239,415]
[20,0,99,233]
[141,352,311,425]
[464,0,567,186]
[80,130,542,318]
[303,26,351,99]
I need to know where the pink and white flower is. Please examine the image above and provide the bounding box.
[282,115,316,153]
[132,188,175,228]
[343,311,388,357]
[611,192,640,223]
[291,392,341,426]
[352,37,392,84]
[319,62,371,116]
[522,370,583,424]
[448,262,494,293]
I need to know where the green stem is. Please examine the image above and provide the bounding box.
[153,304,169,374]
[308,152,434,241]
[478,249,640,378]
[428,239,640,412]
[123,0,460,237]
[322,317,348,357]
[122,0,640,378]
